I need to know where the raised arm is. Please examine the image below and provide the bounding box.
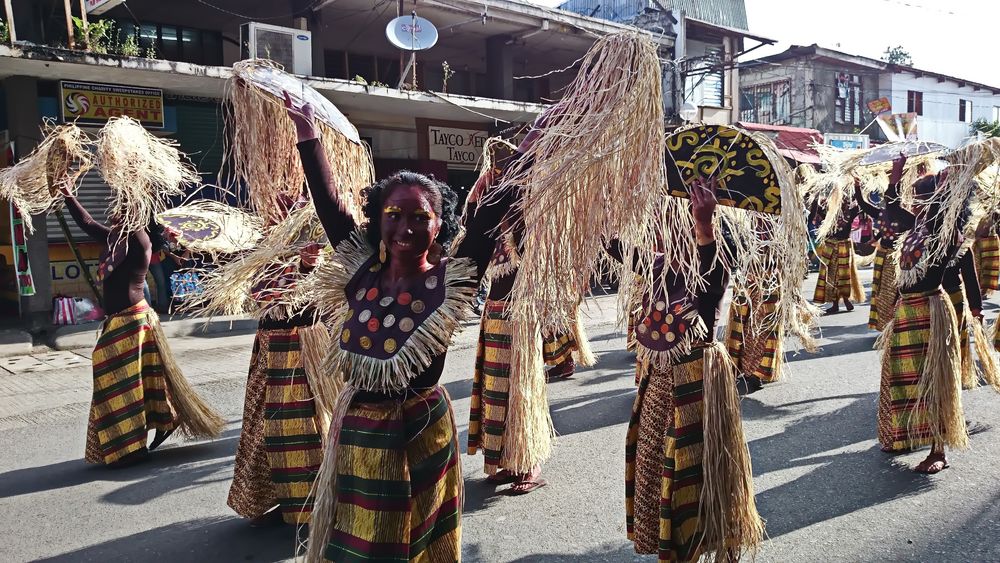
[454,183,517,282]
[885,153,917,230]
[853,179,881,219]
[285,92,357,247]
[63,193,111,242]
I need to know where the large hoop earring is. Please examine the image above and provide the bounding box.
[427,242,443,265]
[379,240,387,263]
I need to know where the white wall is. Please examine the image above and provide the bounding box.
[886,72,1000,147]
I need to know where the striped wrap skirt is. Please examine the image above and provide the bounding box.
[877,289,961,450]
[974,235,1000,296]
[467,299,580,475]
[228,327,324,525]
[626,345,759,562]
[814,237,860,304]
[323,386,462,562]
[724,292,782,382]
[947,288,974,389]
[85,301,178,465]
[869,242,899,332]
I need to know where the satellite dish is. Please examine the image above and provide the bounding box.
[386,14,439,51]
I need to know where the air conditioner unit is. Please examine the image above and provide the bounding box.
[240,22,313,75]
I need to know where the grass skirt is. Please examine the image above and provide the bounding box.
[814,238,863,305]
[228,327,324,525]
[625,344,762,562]
[869,243,899,332]
[468,299,588,475]
[319,386,461,562]
[877,290,966,451]
[724,292,782,382]
[85,301,178,464]
[974,235,1000,296]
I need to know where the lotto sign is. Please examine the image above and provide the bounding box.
[59,81,164,129]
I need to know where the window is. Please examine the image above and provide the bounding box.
[834,73,863,126]
[740,80,791,125]
[116,20,223,66]
[683,42,725,108]
[993,106,1000,122]
[959,99,973,122]
[907,90,923,115]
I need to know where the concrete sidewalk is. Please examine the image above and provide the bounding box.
[48,313,259,351]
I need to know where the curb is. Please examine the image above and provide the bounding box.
[0,329,33,358]
[50,315,259,350]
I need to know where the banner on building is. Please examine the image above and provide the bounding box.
[427,126,489,170]
[876,112,919,142]
[866,97,892,116]
[59,80,164,128]
[825,133,870,150]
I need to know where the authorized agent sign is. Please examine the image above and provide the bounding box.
[59,80,164,129]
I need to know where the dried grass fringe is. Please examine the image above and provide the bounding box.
[300,384,358,562]
[912,294,968,450]
[698,342,764,561]
[970,317,1000,393]
[0,122,92,231]
[299,323,342,435]
[299,233,477,393]
[571,309,596,367]
[226,60,372,228]
[158,199,264,259]
[97,117,198,242]
[146,311,224,439]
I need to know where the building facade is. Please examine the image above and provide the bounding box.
[0,0,671,325]
[740,44,1000,148]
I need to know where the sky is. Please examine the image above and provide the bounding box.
[529,0,1000,87]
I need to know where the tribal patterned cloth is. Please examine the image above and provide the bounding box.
[85,300,178,465]
[947,288,974,390]
[877,290,960,451]
[228,327,324,525]
[323,386,461,563]
[869,243,899,331]
[974,235,1000,296]
[724,291,782,382]
[814,237,859,304]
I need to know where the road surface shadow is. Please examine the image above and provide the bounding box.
[746,393,935,539]
[0,429,240,500]
[464,540,641,562]
[550,387,635,438]
[33,515,298,562]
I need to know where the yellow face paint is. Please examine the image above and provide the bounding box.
[383,205,402,214]
[414,209,434,219]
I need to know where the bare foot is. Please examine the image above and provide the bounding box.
[824,305,840,315]
[507,466,547,495]
[915,452,949,474]
[547,359,575,381]
[486,469,517,485]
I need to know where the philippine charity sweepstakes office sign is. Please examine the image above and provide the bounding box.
[427,126,488,170]
[59,81,165,129]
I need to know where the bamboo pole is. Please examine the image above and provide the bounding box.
[78,0,89,51]
[63,0,75,49]
[54,209,102,304]
[3,0,16,43]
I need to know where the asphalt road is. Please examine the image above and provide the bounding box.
[2,272,1000,563]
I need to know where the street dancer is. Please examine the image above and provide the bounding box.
[855,177,903,331]
[973,213,1000,297]
[60,183,222,467]
[467,135,595,495]
[877,155,975,473]
[812,195,863,314]
[287,96,514,562]
[623,178,763,562]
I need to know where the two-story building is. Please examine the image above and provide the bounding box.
[0,0,671,325]
[739,44,1000,149]
[557,0,772,124]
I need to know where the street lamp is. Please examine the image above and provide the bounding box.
[679,101,698,123]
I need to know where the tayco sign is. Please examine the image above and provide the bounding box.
[428,126,488,170]
[86,0,125,15]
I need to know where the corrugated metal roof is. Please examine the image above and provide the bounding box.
[658,0,747,30]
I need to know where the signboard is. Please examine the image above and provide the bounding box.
[824,133,870,150]
[876,112,919,142]
[59,80,164,129]
[86,0,125,15]
[866,97,891,116]
[428,126,488,170]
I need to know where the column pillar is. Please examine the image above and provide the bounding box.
[485,35,513,100]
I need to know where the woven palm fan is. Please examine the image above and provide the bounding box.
[226,60,372,227]
[0,122,92,231]
[156,200,263,258]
